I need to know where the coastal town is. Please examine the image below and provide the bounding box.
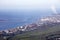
[0,15,60,36]
[0,23,38,36]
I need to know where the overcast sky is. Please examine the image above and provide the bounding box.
[0,0,60,10]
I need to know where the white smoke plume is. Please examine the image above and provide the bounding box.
[51,5,58,14]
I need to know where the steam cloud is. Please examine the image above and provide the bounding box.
[51,5,57,14]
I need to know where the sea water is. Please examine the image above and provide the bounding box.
[0,10,52,30]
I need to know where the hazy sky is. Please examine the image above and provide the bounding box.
[0,0,60,10]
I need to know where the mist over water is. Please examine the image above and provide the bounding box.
[0,9,53,30]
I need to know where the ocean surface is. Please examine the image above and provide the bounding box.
[0,10,52,30]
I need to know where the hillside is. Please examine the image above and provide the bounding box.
[10,23,60,40]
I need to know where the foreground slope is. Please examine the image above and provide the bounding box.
[11,23,60,40]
